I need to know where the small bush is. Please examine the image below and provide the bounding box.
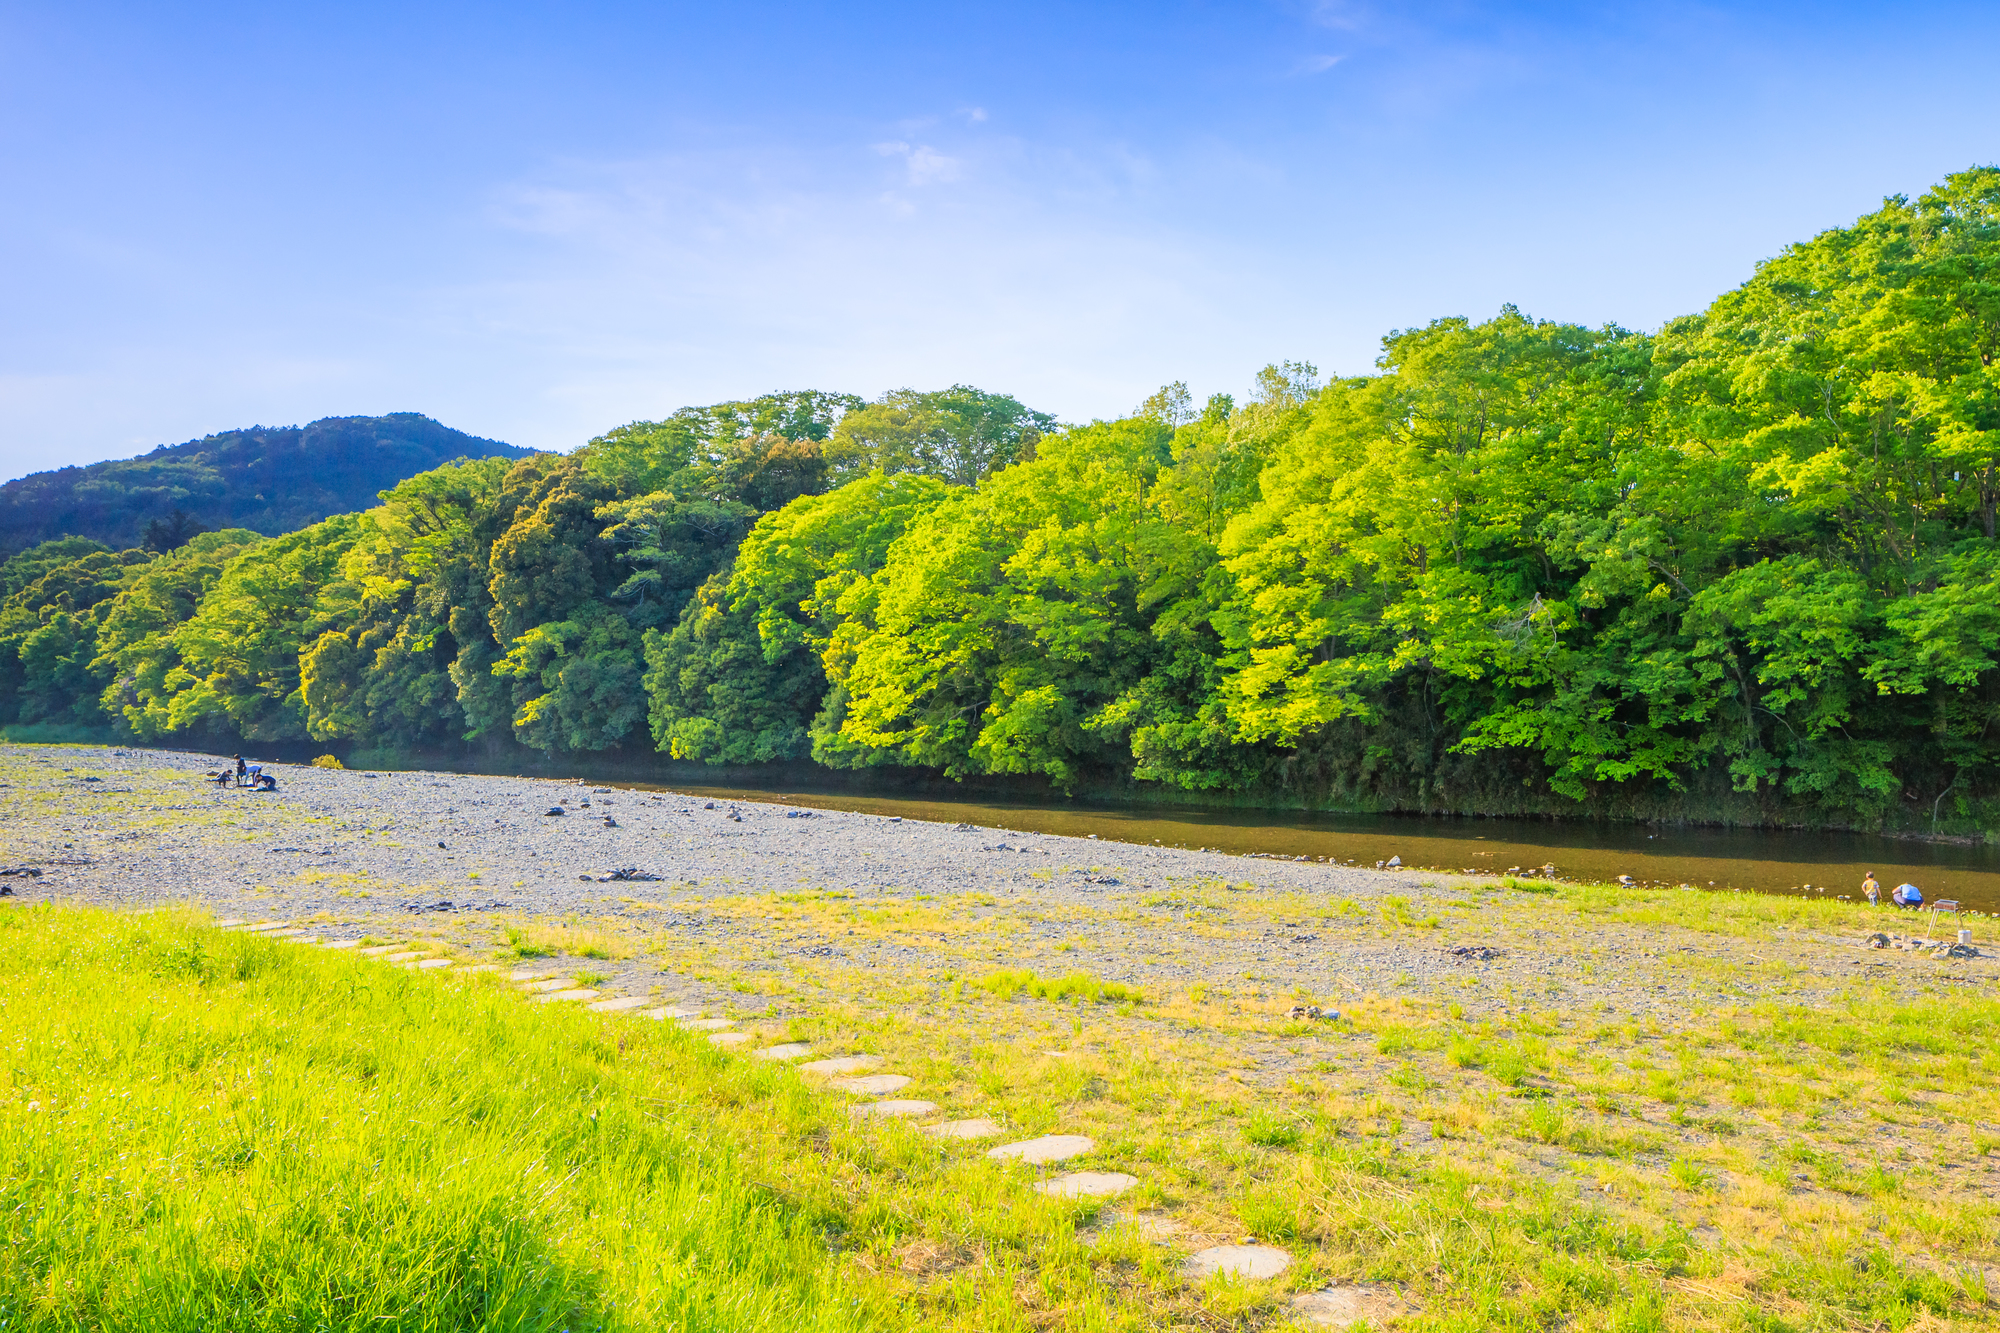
[311,754,344,769]
[579,945,611,960]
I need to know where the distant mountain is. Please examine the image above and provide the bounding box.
[0,414,534,553]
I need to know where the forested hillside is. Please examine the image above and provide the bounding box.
[0,413,528,553]
[5,172,1998,832]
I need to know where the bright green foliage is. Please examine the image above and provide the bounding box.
[825,385,1056,486]
[94,531,266,738]
[642,472,952,764]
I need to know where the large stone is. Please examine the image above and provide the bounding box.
[586,996,653,1013]
[242,922,289,933]
[216,918,247,928]
[1185,1245,1292,1280]
[831,1074,911,1096]
[1290,1285,1411,1329]
[709,1031,751,1047]
[534,988,600,1003]
[643,1006,695,1020]
[799,1055,879,1076]
[507,967,546,981]
[852,1099,937,1119]
[988,1134,1094,1165]
[921,1118,1003,1140]
[320,939,360,949]
[381,951,426,963]
[754,1043,813,1061]
[1034,1171,1138,1199]
[358,945,404,957]
[264,928,314,939]
[414,958,453,970]
[679,1017,734,1031]
[520,978,572,993]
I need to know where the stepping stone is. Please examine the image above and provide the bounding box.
[851,1099,937,1119]
[507,967,546,981]
[1185,1245,1292,1280]
[534,988,600,1003]
[643,1006,695,1020]
[381,951,426,963]
[414,958,453,970]
[521,978,572,993]
[264,928,314,939]
[988,1135,1094,1165]
[1291,1286,1410,1329]
[799,1055,879,1076]
[831,1074,911,1096]
[587,996,653,1012]
[679,1017,734,1031]
[922,1118,1003,1140]
[458,963,502,973]
[242,922,289,933]
[358,945,404,957]
[1035,1171,1138,1199]
[289,936,321,945]
[216,918,246,928]
[709,1031,751,1047]
[754,1043,813,1061]
[320,939,359,949]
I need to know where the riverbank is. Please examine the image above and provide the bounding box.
[7,741,2000,1330]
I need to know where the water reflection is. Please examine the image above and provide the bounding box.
[643,782,2000,914]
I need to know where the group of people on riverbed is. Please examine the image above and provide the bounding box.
[212,754,277,791]
[1862,872,1925,909]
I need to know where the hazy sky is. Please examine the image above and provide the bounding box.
[3,1,1998,475]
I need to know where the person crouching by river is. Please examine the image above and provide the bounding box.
[1891,882,1924,909]
[1863,872,1880,906]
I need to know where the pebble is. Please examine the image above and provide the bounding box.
[753,1042,813,1061]
[1185,1245,1292,1280]
[851,1099,936,1119]
[988,1134,1094,1164]
[830,1073,911,1096]
[1034,1171,1137,1199]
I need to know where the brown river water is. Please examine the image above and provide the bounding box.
[644,782,2000,915]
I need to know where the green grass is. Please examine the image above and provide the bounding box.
[974,967,1143,1005]
[0,905,1179,1332]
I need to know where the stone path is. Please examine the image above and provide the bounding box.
[245,923,1305,1294]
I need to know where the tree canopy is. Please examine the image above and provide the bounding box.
[5,171,1999,831]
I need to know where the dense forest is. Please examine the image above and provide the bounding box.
[4,171,1998,833]
[0,413,527,553]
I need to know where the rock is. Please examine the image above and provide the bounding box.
[1288,1004,1326,1021]
[831,1074,912,1096]
[533,988,601,1003]
[799,1055,880,1076]
[1451,945,1501,960]
[604,867,661,881]
[1386,856,1401,868]
[754,1043,813,1061]
[1034,1171,1137,1199]
[414,958,452,970]
[602,816,618,828]
[921,1117,1003,1140]
[586,996,653,1012]
[643,1006,696,1020]
[678,1017,734,1031]
[381,951,425,963]
[988,1134,1094,1165]
[709,1031,751,1047]
[1185,1244,1292,1280]
[0,867,44,879]
[1291,1284,1411,1328]
[520,978,573,992]
[851,1099,937,1119]
[544,807,565,817]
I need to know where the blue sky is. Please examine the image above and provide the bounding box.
[3,1,1998,474]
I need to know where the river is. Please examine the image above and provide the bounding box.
[648,782,2000,914]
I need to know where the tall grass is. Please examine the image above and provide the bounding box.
[0,906,1142,1331]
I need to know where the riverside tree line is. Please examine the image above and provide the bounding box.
[4,171,1999,830]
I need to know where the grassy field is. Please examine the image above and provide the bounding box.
[6,897,2000,1331]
